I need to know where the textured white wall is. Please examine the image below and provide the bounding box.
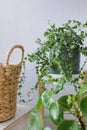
[0,0,87,106]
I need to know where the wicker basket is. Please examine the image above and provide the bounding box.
[0,45,24,122]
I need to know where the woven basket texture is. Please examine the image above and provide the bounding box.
[0,45,24,122]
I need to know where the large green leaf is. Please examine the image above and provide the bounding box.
[80,97,87,117]
[58,95,73,111]
[41,89,55,109]
[79,82,87,95]
[26,109,42,130]
[43,126,52,130]
[56,120,80,130]
[53,78,65,94]
[49,101,64,125]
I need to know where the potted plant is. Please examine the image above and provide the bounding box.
[26,20,87,88]
[26,20,87,130]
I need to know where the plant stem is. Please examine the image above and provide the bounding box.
[78,116,86,130]
[74,104,86,130]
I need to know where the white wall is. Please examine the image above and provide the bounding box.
[0,0,87,107]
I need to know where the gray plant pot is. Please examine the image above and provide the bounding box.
[49,47,80,74]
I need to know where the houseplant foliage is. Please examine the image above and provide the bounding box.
[26,20,87,130]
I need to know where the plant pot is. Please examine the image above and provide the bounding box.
[49,47,80,74]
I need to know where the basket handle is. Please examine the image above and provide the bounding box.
[6,45,24,65]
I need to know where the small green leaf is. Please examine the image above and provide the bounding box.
[58,95,73,110]
[53,78,65,94]
[57,120,80,130]
[18,92,21,96]
[26,109,42,130]
[41,89,55,109]
[80,97,87,117]
[79,82,87,95]
[35,95,43,110]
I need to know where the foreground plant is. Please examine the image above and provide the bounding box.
[26,20,87,130]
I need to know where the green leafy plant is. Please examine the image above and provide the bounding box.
[27,20,87,88]
[18,58,35,103]
[26,20,87,130]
